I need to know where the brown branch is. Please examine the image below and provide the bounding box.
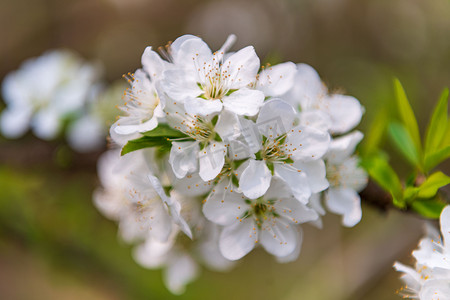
[359,180,393,212]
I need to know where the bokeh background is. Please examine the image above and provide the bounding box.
[1,0,450,299]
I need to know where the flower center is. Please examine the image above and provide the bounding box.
[182,117,216,143]
[260,135,292,163]
[326,164,341,187]
[196,53,234,100]
[245,198,278,228]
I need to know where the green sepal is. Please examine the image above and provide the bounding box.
[284,158,294,164]
[233,159,248,170]
[211,115,219,126]
[254,151,263,160]
[225,89,238,96]
[267,162,275,175]
[231,174,239,187]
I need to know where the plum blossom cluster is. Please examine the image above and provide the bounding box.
[0,49,121,152]
[394,206,450,300]
[95,34,367,294]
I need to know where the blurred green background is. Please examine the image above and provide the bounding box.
[1,0,450,299]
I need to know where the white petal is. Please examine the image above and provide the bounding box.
[164,253,199,295]
[260,218,299,258]
[333,156,368,192]
[256,99,296,137]
[420,280,450,300]
[276,227,303,263]
[0,107,31,138]
[214,109,240,140]
[203,181,247,226]
[264,176,294,199]
[440,205,450,248]
[238,117,262,154]
[294,160,329,193]
[160,69,202,101]
[413,237,448,269]
[197,223,236,271]
[145,203,174,242]
[172,37,212,71]
[109,122,141,147]
[239,159,272,199]
[287,125,330,161]
[309,193,326,216]
[184,97,223,116]
[148,175,193,239]
[198,142,226,181]
[326,131,364,164]
[257,62,297,97]
[273,195,319,224]
[171,35,202,57]
[298,110,331,132]
[325,188,362,227]
[31,109,61,140]
[228,139,254,160]
[67,115,105,152]
[141,46,170,80]
[274,164,311,204]
[219,218,257,260]
[114,117,158,135]
[224,46,260,88]
[284,63,327,110]
[222,89,264,116]
[393,262,422,291]
[133,238,172,269]
[173,173,212,197]
[324,94,364,134]
[169,141,199,179]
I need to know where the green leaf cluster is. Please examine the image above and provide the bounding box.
[120,123,193,156]
[361,79,450,218]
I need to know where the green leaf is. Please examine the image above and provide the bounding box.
[441,120,450,148]
[403,186,419,201]
[424,146,450,171]
[121,136,172,156]
[393,79,422,155]
[425,88,449,156]
[411,197,447,219]
[360,153,404,208]
[388,122,421,168]
[141,123,188,139]
[416,171,450,198]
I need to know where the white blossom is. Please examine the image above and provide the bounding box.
[111,69,164,145]
[91,34,370,295]
[0,49,99,140]
[394,206,450,299]
[324,131,368,227]
[238,99,330,202]
[159,35,265,117]
[203,178,319,260]
[94,149,192,242]
[282,63,364,135]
